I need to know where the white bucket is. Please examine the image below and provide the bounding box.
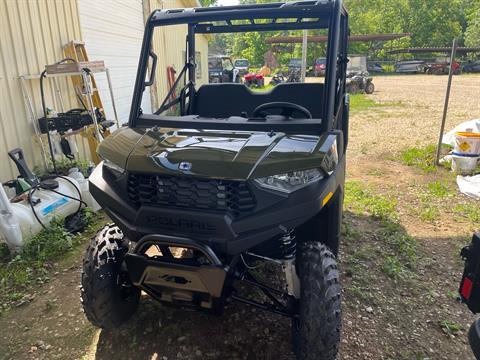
[452,154,480,176]
[454,132,480,155]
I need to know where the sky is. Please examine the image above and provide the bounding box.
[217,0,240,5]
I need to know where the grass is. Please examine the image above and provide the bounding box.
[453,203,480,223]
[345,180,418,278]
[425,180,454,198]
[349,93,404,112]
[350,285,374,302]
[345,181,398,222]
[439,320,463,336]
[0,209,103,315]
[419,205,440,222]
[383,255,405,278]
[399,144,437,172]
[406,181,455,223]
[349,94,379,112]
[249,84,274,92]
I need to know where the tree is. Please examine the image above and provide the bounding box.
[199,0,217,7]
[465,0,480,46]
[206,0,479,67]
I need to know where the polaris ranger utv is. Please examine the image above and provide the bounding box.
[83,2,349,359]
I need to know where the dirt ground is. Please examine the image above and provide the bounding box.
[1,74,479,360]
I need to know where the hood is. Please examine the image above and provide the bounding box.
[102,128,328,180]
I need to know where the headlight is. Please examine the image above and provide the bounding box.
[254,169,323,193]
[103,159,125,177]
[319,135,339,175]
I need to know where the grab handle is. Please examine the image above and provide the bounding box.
[8,148,39,187]
[145,50,157,87]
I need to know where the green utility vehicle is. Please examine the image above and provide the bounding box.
[82,2,349,359]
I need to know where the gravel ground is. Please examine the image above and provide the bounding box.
[348,74,480,160]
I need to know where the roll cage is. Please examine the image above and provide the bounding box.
[129,0,348,134]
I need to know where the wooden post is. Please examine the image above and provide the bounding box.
[435,38,458,165]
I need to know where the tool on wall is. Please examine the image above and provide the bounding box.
[63,40,120,129]
[19,43,120,170]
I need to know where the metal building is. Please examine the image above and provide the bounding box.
[0,0,208,182]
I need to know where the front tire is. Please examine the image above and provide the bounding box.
[365,82,375,94]
[81,225,140,329]
[293,242,341,360]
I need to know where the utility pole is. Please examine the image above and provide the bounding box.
[301,30,307,82]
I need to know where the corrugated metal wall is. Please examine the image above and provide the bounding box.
[147,0,209,109]
[0,0,85,183]
[0,0,209,183]
[78,0,153,124]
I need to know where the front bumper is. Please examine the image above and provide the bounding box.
[89,156,345,255]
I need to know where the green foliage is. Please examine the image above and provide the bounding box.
[208,0,480,64]
[34,158,91,178]
[383,255,405,278]
[349,94,379,112]
[465,0,480,47]
[453,203,480,223]
[345,0,466,53]
[0,208,98,315]
[440,320,463,335]
[425,181,454,198]
[199,0,217,6]
[399,145,437,172]
[345,181,417,278]
[249,84,274,92]
[345,181,398,222]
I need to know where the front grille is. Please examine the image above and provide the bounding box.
[127,173,256,218]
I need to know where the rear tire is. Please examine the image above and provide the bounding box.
[292,242,341,360]
[81,225,140,329]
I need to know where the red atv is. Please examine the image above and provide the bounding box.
[426,61,461,75]
[314,58,327,77]
[243,73,265,88]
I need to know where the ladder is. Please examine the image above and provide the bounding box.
[63,40,105,119]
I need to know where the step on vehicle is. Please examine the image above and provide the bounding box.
[82,2,349,359]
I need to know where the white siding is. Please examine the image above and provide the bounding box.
[78,0,152,124]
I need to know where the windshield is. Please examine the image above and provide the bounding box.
[129,3,349,131]
[234,59,249,67]
[209,58,222,69]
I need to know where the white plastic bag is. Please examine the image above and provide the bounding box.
[457,174,480,200]
[443,119,480,147]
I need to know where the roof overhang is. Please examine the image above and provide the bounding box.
[388,47,480,55]
[266,33,411,44]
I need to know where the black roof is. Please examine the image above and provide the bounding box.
[148,1,347,33]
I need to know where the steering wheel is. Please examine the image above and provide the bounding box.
[252,102,312,119]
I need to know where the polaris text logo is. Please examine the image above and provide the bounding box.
[146,215,216,232]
